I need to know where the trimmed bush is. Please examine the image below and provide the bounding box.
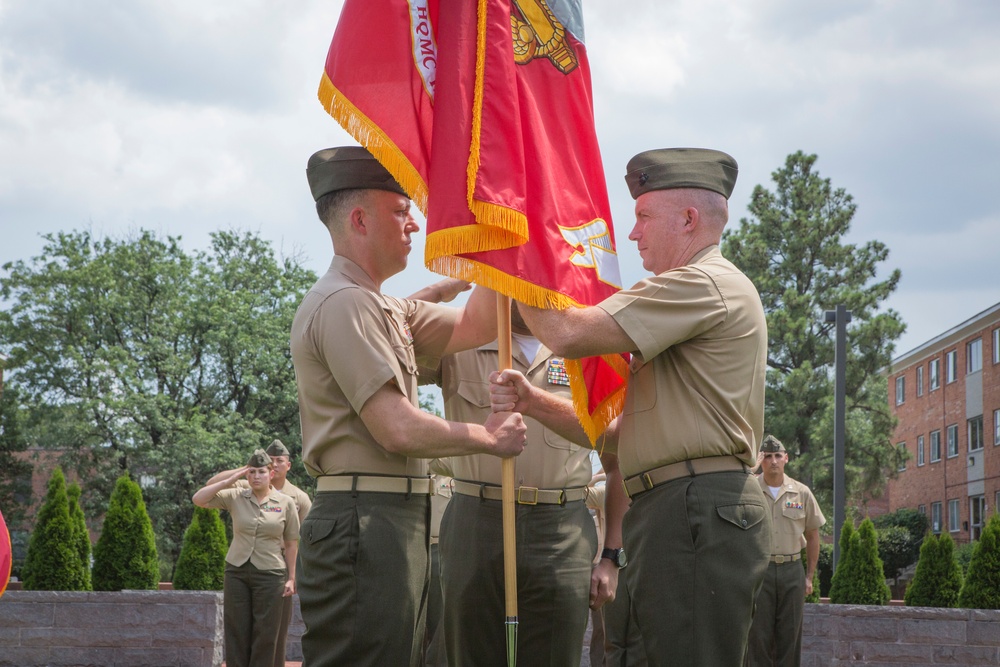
[67,483,93,591]
[877,525,919,582]
[958,513,1000,609]
[851,519,891,605]
[955,540,977,577]
[21,467,88,590]
[173,507,227,590]
[873,508,928,546]
[803,549,820,603]
[816,543,833,597]
[92,475,159,591]
[904,532,962,607]
[828,521,856,603]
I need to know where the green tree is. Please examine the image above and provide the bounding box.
[92,475,159,591]
[0,383,32,530]
[67,482,92,591]
[721,151,906,508]
[876,525,919,583]
[172,506,227,591]
[850,519,891,605]
[904,533,962,608]
[0,229,316,574]
[958,512,1000,609]
[21,467,87,590]
[828,521,856,603]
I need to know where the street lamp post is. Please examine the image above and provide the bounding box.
[825,305,851,570]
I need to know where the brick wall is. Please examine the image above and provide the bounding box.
[0,590,223,667]
[803,603,1000,666]
[4,592,999,666]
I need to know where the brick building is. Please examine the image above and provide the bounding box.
[887,302,1000,544]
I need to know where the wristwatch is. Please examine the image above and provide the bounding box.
[601,547,627,569]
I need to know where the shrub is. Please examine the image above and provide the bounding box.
[873,508,929,545]
[816,542,833,597]
[958,513,1000,609]
[173,507,227,590]
[67,483,93,591]
[802,549,821,603]
[828,521,856,603]
[955,540,977,576]
[21,467,88,590]
[92,475,159,591]
[904,533,962,607]
[851,519,891,605]
[877,525,919,581]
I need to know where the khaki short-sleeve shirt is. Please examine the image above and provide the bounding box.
[424,339,592,489]
[598,246,767,478]
[290,256,457,477]
[759,474,826,555]
[235,478,312,527]
[205,487,300,569]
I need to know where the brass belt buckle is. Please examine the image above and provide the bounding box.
[642,472,654,490]
[517,486,539,505]
[774,555,786,564]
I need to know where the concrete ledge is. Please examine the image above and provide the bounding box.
[803,603,1000,666]
[0,590,224,667]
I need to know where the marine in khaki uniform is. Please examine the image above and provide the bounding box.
[747,435,825,667]
[491,148,771,666]
[261,439,310,667]
[420,305,615,667]
[194,450,299,667]
[290,147,526,667]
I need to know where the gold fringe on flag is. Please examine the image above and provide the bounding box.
[318,72,430,215]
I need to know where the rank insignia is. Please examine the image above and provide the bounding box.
[547,358,570,386]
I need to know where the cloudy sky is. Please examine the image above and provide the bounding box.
[2,0,998,357]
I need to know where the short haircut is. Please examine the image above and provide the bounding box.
[315,188,370,229]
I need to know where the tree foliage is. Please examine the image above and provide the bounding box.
[828,521,856,603]
[172,506,227,591]
[0,383,32,529]
[92,474,159,591]
[829,519,890,605]
[904,532,962,608]
[876,525,919,582]
[721,151,906,508]
[21,467,87,590]
[67,482,93,591]
[0,229,316,573]
[958,512,1000,609]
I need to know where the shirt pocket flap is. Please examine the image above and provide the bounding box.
[717,502,766,531]
[456,379,491,409]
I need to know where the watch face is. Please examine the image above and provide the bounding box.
[617,549,627,568]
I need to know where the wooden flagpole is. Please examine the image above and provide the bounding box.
[496,294,518,667]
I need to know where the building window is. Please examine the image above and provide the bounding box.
[897,442,907,471]
[931,502,942,534]
[967,338,982,373]
[948,499,960,532]
[918,504,926,515]
[917,435,925,466]
[946,424,959,457]
[895,376,905,405]
[945,350,958,383]
[994,328,1000,364]
[929,359,940,390]
[916,365,924,396]
[970,496,986,541]
[930,430,942,462]
[969,416,983,452]
[995,408,1000,445]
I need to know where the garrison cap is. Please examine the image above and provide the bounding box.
[266,439,290,458]
[760,435,786,453]
[306,146,407,201]
[625,148,738,200]
[246,449,272,468]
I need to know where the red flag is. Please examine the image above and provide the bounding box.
[0,509,11,598]
[318,0,627,442]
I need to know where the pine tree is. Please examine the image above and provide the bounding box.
[67,483,93,591]
[958,512,1000,609]
[850,519,891,605]
[92,475,159,591]
[172,507,227,591]
[22,467,87,590]
[904,533,962,607]
[828,521,856,603]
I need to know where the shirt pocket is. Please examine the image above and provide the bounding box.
[623,358,656,414]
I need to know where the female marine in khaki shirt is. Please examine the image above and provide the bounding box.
[194,449,300,667]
